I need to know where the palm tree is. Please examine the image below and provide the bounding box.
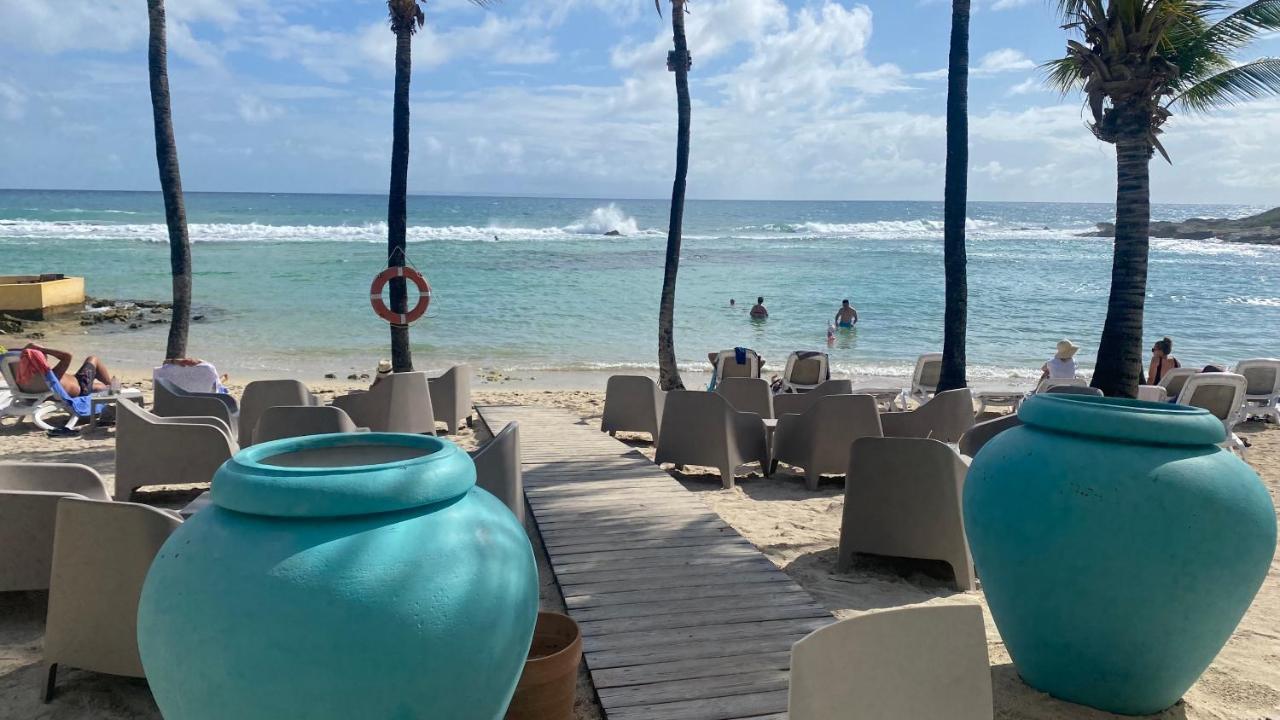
[938,0,971,393]
[1047,0,1280,397]
[657,0,691,392]
[146,0,192,361]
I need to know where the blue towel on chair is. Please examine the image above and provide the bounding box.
[44,370,103,419]
[735,347,747,365]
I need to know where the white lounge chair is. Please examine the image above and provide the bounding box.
[788,605,993,720]
[43,498,181,702]
[1137,385,1168,402]
[837,436,975,591]
[0,463,111,592]
[655,390,769,489]
[709,348,762,389]
[772,394,883,490]
[1158,367,1198,400]
[152,361,224,394]
[907,352,944,406]
[1235,359,1280,423]
[715,377,774,419]
[974,387,1023,415]
[601,375,665,440]
[851,385,908,412]
[1177,372,1249,454]
[780,352,830,393]
[1,350,60,429]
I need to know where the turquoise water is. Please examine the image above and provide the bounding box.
[1,189,1276,380]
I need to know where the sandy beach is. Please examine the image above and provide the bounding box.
[1,372,1277,720]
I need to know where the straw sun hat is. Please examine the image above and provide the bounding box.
[1055,339,1081,361]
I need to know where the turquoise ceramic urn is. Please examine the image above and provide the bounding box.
[965,395,1275,715]
[137,432,539,720]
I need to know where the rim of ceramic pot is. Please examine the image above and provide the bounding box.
[1018,394,1227,447]
[211,432,474,518]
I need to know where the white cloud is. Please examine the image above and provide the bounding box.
[1008,77,1040,95]
[990,0,1034,10]
[976,48,1036,74]
[0,79,27,121]
[236,94,284,123]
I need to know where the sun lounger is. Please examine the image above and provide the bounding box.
[1043,383,1102,396]
[1235,358,1280,423]
[851,386,909,412]
[601,375,665,440]
[331,371,435,434]
[0,463,110,592]
[655,390,769,489]
[1158,367,1197,400]
[907,352,944,405]
[43,498,181,702]
[1177,372,1249,454]
[471,421,523,524]
[773,379,854,416]
[238,379,318,444]
[772,394,883,490]
[1034,377,1089,393]
[974,388,1023,415]
[153,378,239,441]
[428,364,472,434]
[152,361,225,394]
[253,405,362,444]
[1,351,142,430]
[958,413,1022,458]
[780,351,830,393]
[879,388,975,444]
[709,348,761,390]
[837,436,975,590]
[0,350,58,429]
[715,377,774,419]
[788,605,993,720]
[1136,385,1168,402]
[115,400,237,501]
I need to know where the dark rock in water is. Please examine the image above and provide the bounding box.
[347,373,360,380]
[28,331,44,340]
[324,373,337,379]
[0,317,24,334]
[192,314,205,322]
[149,318,166,324]
[1081,206,1280,245]
[129,322,142,330]
[603,230,622,236]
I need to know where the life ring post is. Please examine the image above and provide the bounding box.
[370,266,431,326]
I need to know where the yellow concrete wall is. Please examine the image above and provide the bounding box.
[0,276,85,318]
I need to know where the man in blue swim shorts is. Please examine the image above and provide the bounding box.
[835,299,858,328]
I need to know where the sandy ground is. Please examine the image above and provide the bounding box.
[1,377,1277,719]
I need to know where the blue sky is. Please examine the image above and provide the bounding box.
[1,0,1277,203]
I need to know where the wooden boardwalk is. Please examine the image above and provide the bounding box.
[475,405,834,720]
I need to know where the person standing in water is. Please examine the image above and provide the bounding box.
[750,297,768,318]
[834,299,858,328]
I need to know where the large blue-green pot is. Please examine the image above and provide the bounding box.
[137,432,539,720]
[965,395,1274,715]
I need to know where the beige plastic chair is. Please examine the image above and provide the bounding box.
[780,352,830,393]
[879,388,975,444]
[788,605,993,720]
[1158,367,1198,400]
[773,379,855,416]
[253,405,362,445]
[1043,384,1103,397]
[471,421,523,524]
[0,463,110,592]
[1178,372,1249,453]
[1235,359,1280,423]
[711,348,762,386]
[238,379,318,443]
[958,413,1022,458]
[838,437,975,590]
[114,400,238,501]
[332,371,435,435]
[153,377,240,441]
[1034,377,1088,393]
[601,375,666,439]
[429,364,472,434]
[655,390,768,489]
[716,377,774,419]
[907,352,944,405]
[1136,385,1169,402]
[43,498,181,702]
[772,394,883,490]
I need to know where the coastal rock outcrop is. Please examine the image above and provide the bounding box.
[1082,206,1280,246]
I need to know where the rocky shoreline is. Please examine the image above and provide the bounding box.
[1080,206,1280,245]
[0,297,194,343]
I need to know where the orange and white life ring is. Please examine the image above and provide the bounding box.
[370,266,431,326]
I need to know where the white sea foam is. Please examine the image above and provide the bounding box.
[736,218,1082,241]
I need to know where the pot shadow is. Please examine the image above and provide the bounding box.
[781,546,969,613]
[991,663,1190,719]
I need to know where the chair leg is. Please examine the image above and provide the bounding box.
[720,465,735,490]
[805,469,820,492]
[768,459,779,476]
[43,663,57,703]
[951,557,976,591]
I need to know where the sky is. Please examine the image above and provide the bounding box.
[1,0,1278,204]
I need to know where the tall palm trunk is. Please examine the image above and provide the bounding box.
[1091,132,1151,398]
[387,29,414,372]
[147,0,191,361]
[938,0,970,393]
[657,0,690,392]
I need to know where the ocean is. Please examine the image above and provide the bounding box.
[1,189,1276,385]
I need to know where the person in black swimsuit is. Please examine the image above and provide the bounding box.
[1148,337,1181,384]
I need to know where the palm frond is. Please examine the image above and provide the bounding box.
[1174,56,1280,111]
[1203,0,1280,51]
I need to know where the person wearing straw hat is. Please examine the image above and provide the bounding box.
[1041,339,1080,381]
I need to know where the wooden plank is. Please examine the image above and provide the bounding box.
[591,651,793,690]
[604,689,791,720]
[553,538,759,562]
[578,603,830,637]
[581,617,832,654]
[554,556,781,586]
[551,548,768,576]
[570,590,816,623]
[544,533,750,555]
[597,669,791,709]
[563,577,803,609]
[586,633,811,670]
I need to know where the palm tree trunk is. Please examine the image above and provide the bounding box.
[657,0,690,392]
[1091,135,1151,398]
[147,0,191,361]
[938,0,970,393]
[387,29,414,373]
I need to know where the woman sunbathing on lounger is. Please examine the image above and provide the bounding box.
[20,343,116,397]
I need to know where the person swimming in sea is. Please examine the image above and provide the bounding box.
[834,299,858,328]
[750,296,768,318]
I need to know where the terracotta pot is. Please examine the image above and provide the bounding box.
[506,611,583,720]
